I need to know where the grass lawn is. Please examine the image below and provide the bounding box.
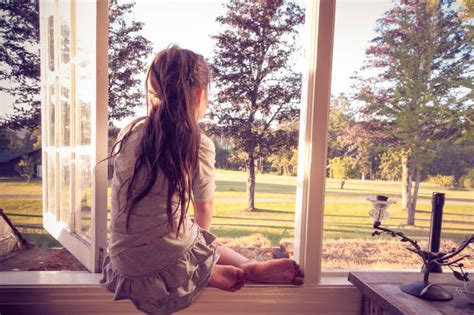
[1,170,473,269]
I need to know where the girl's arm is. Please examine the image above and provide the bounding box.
[194,199,213,230]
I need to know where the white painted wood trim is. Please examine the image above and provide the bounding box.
[40,0,48,227]
[40,0,108,273]
[92,0,109,273]
[294,0,336,286]
[0,272,361,315]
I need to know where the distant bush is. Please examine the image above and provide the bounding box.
[426,175,455,188]
[460,168,474,189]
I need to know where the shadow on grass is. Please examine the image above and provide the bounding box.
[416,209,474,218]
[22,232,61,248]
[212,222,293,230]
[324,190,472,204]
[215,180,296,194]
[213,215,293,223]
[4,212,42,218]
[252,208,294,215]
[210,226,290,245]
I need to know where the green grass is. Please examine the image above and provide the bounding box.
[1,199,60,248]
[1,170,473,250]
[0,178,42,196]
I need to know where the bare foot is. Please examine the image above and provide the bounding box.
[208,265,247,292]
[241,259,304,285]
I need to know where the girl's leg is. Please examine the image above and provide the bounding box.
[216,243,252,266]
[215,243,304,285]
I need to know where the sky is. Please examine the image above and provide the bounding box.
[0,0,393,127]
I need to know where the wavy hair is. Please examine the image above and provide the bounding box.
[108,46,211,236]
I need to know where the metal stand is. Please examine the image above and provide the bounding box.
[372,221,473,302]
[400,281,452,301]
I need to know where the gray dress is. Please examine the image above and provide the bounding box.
[100,119,219,315]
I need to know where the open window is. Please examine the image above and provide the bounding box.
[35,0,336,283]
[39,0,108,273]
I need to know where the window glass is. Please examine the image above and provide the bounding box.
[322,0,473,271]
[75,1,95,240]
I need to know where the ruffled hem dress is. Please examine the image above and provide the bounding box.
[100,118,219,315]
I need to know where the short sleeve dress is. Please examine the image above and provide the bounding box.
[100,118,219,315]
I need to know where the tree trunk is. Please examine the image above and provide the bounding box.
[409,168,421,225]
[285,165,291,176]
[401,153,413,225]
[361,172,366,181]
[246,153,256,211]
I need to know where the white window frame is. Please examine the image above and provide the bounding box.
[38,0,336,281]
[294,0,336,286]
[39,0,108,273]
[1,1,346,312]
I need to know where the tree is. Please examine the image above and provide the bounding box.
[354,1,472,225]
[341,120,392,180]
[0,0,152,129]
[108,0,152,123]
[269,146,298,176]
[379,149,402,181]
[0,126,20,151]
[15,155,35,183]
[210,0,304,211]
[328,156,355,189]
[0,1,40,130]
[327,94,353,160]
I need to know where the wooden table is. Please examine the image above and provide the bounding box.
[348,272,474,315]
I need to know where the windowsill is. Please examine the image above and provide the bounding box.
[0,271,361,314]
[0,269,431,286]
[0,270,352,286]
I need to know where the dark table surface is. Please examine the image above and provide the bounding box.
[348,271,474,315]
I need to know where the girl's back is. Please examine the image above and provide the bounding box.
[101,46,219,315]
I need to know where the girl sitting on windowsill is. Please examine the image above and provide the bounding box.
[100,46,304,315]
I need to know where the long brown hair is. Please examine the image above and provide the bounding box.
[109,46,211,236]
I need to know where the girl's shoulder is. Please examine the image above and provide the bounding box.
[199,133,215,153]
[116,116,147,142]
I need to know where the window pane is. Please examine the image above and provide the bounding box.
[60,1,71,65]
[75,1,94,147]
[48,84,55,149]
[322,0,474,271]
[77,154,92,240]
[59,154,71,228]
[47,153,56,216]
[48,15,54,71]
[74,1,95,239]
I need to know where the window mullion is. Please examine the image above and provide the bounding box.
[294,0,336,286]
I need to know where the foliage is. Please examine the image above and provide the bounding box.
[427,142,474,183]
[460,168,474,189]
[0,0,152,129]
[353,1,472,223]
[0,1,40,129]
[328,156,355,180]
[268,147,298,176]
[426,175,456,188]
[342,120,393,180]
[327,94,353,159]
[29,128,41,149]
[209,0,304,210]
[379,149,402,181]
[0,126,21,151]
[108,0,152,124]
[15,155,36,183]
